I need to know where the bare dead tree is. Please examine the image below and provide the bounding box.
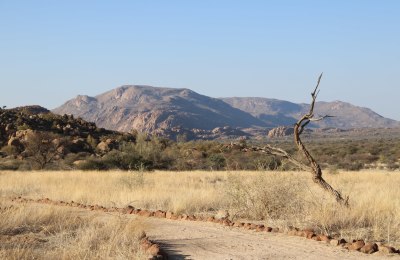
[293,73,348,206]
[228,74,349,206]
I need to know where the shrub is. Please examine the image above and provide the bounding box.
[207,153,226,170]
[224,172,306,221]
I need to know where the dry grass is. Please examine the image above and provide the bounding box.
[0,170,399,247]
[0,200,147,259]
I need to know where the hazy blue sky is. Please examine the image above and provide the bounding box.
[1,1,399,119]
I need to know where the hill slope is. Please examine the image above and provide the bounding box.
[53,86,267,134]
[221,97,400,129]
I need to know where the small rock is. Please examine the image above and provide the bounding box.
[348,240,365,251]
[330,238,346,246]
[378,245,397,254]
[233,222,244,227]
[318,235,331,242]
[165,211,174,219]
[306,232,316,239]
[312,235,321,241]
[222,219,231,226]
[138,210,153,217]
[256,225,265,232]
[154,210,166,218]
[146,244,160,256]
[360,242,378,254]
[271,227,280,233]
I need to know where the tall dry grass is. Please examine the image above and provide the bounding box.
[0,170,399,246]
[0,201,147,259]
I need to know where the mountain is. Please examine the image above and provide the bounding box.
[52,86,267,135]
[53,85,400,139]
[221,97,400,129]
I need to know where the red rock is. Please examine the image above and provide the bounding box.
[177,214,188,220]
[140,239,152,250]
[165,211,174,219]
[306,232,316,239]
[312,235,321,241]
[348,240,365,251]
[342,242,352,249]
[146,244,160,256]
[360,242,378,254]
[256,225,265,232]
[207,217,215,222]
[154,210,166,218]
[233,222,244,227]
[265,227,273,232]
[243,223,252,229]
[318,235,331,242]
[222,219,231,226]
[138,210,153,217]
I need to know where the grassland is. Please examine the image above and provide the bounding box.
[0,170,399,249]
[0,200,147,259]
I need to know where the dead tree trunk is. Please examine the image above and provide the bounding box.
[293,73,348,206]
[227,74,348,206]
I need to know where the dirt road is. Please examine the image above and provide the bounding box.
[142,217,388,260]
[5,198,394,260]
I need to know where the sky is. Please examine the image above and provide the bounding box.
[0,1,399,120]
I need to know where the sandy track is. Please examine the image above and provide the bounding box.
[5,199,394,260]
[142,217,389,260]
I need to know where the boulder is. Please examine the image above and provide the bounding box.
[268,126,294,138]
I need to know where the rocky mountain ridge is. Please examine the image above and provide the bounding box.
[52,85,400,139]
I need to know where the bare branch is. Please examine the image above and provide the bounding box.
[294,74,348,206]
[309,115,334,122]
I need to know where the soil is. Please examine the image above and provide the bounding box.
[142,217,389,260]
[4,199,396,260]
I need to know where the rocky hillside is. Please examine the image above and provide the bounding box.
[221,97,400,129]
[53,86,268,136]
[53,85,400,140]
[0,106,135,160]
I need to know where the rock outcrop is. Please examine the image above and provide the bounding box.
[53,86,267,138]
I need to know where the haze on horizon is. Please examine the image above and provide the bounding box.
[0,1,399,120]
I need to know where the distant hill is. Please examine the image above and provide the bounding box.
[52,85,400,139]
[52,86,267,135]
[221,97,400,129]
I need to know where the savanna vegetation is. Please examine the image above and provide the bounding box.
[0,199,147,259]
[0,170,399,248]
[1,131,400,172]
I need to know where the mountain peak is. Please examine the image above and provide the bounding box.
[53,85,266,134]
[52,85,400,138]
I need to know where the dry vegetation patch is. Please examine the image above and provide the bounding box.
[0,170,399,248]
[0,200,147,259]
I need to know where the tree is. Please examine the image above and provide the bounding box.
[293,73,348,205]
[228,74,349,206]
[24,131,62,169]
